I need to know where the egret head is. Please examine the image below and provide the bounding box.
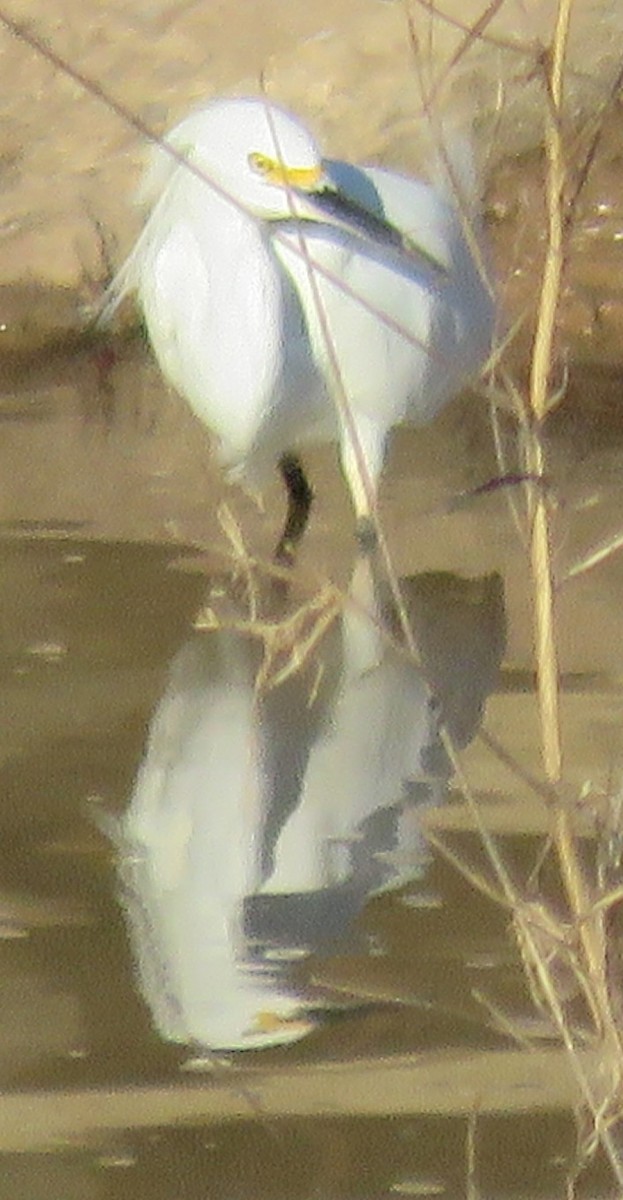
[155,97,442,269]
[170,97,325,219]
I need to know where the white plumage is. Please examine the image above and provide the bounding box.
[106,96,493,539]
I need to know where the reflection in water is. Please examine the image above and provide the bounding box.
[105,572,505,1053]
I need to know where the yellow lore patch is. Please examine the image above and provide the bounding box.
[248,152,322,192]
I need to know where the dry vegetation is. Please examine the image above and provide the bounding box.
[417,0,623,1190]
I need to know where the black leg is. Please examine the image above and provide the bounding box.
[354,514,378,558]
[274,453,314,565]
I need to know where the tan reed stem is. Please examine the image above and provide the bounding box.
[527,0,613,1036]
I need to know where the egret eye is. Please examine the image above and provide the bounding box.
[248,151,273,176]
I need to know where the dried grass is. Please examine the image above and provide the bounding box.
[415,0,623,1188]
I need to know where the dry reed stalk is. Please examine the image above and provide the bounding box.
[425,820,623,1186]
[527,1,566,773]
[518,0,623,1176]
[524,0,611,1013]
[404,11,623,1140]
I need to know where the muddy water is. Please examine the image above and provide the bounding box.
[1,129,623,1200]
[0,378,619,1197]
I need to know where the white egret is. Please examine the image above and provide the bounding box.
[105,96,494,558]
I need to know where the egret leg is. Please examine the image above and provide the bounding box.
[339,414,387,559]
[274,453,314,565]
[355,516,377,557]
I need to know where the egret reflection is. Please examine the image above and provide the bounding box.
[106,572,505,1052]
